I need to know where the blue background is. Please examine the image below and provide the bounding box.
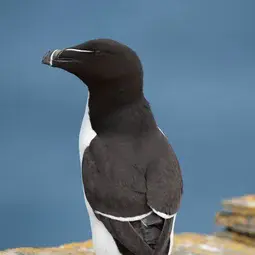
[0,0,254,250]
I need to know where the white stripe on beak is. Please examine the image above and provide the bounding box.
[65,48,94,53]
[49,49,59,66]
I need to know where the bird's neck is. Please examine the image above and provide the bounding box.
[86,87,157,136]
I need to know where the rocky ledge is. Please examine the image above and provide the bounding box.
[1,195,255,255]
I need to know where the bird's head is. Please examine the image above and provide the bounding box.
[42,38,143,93]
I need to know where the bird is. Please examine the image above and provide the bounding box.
[42,38,183,255]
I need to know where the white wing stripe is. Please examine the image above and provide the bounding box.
[94,210,153,222]
[151,207,176,219]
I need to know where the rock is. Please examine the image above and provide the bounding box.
[0,240,94,255]
[2,234,255,255]
[216,211,255,234]
[214,194,255,247]
[173,233,255,254]
[220,195,255,216]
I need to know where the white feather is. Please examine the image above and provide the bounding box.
[151,208,176,219]
[168,214,177,255]
[94,210,152,222]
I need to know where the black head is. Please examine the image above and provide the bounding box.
[42,39,143,92]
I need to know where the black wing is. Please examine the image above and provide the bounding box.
[82,136,183,255]
[146,155,183,217]
[144,151,183,255]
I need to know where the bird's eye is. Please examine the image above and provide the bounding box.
[94,50,101,55]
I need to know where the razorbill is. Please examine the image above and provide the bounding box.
[42,39,183,255]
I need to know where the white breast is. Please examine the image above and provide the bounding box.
[79,92,122,255]
[78,93,96,162]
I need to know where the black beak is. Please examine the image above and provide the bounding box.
[42,49,62,66]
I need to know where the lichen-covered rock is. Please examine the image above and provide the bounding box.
[221,195,255,215]
[0,240,94,255]
[2,234,255,255]
[173,233,255,254]
[215,231,255,248]
[215,212,255,234]
[216,211,255,234]
[214,195,255,247]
